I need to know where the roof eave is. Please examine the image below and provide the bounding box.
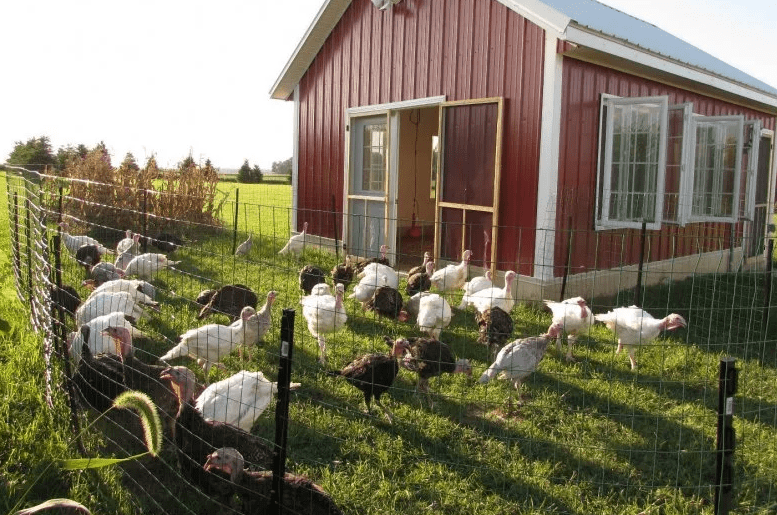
[564,24,777,112]
[269,0,352,101]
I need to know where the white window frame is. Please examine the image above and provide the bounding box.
[741,119,762,221]
[595,94,669,231]
[686,114,744,223]
[665,102,694,225]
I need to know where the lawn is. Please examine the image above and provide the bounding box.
[2,171,777,514]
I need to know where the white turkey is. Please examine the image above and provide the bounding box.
[595,307,687,369]
[459,270,493,310]
[358,261,398,281]
[594,305,651,354]
[309,283,332,296]
[244,290,277,360]
[59,222,112,256]
[301,282,347,365]
[349,273,391,305]
[123,253,180,280]
[278,221,308,256]
[235,232,253,256]
[479,322,563,412]
[67,311,145,364]
[469,270,517,314]
[85,278,156,300]
[459,231,493,309]
[429,249,472,292]
[195,370,301,432]
[75,290,155,327]
[416,293,452,340]
[543,296,593,362]
[116,231,141,256]
[160,306,260,382]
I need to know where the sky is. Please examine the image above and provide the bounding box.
[1,0,775,171]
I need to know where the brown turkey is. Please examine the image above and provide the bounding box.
[203,447,344,514]
[365,285,407,321]
[160,366,275,493]
[405,260,434,296]
[299,264,327,295]
[331,254,354,290]
[50,284,81,318]
[406,251,432,278]
[475,307,514,357]
[327,339,409,423]
[197,284,258,322]
[75,244,102,272]
[386,336,471,408]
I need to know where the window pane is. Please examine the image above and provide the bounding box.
[691,119,741,219]
[602,100,663,224]
[360,123,386,193]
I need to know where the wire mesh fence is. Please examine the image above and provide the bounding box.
[3,167,777,514]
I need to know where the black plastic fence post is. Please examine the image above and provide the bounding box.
[764,240,773,329]
[715,357,738,515]
[634,221,647,305]
[232,188,240,255]
[270,308,295,515]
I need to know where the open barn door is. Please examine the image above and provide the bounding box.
[344,113,396,264]
[434,98,503,269]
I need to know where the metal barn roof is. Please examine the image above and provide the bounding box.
[270,0,777,107]
[543,0,777,97]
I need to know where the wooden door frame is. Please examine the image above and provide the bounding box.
[434,97,504,271]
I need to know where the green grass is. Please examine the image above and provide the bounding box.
[2,172,777,514]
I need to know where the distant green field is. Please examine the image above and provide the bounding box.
[215,178,293,244]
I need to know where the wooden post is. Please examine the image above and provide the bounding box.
[634,221,647,306]
[269,308,296,515]
[763,239,773,329]
[714,357,737,515]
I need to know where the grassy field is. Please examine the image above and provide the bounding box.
[2,173,777,514]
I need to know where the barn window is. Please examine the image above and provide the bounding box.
[687,115,744,222]
[596,95,668,230]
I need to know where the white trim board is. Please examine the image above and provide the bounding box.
[346,96,447,116]
[533,33,565,281]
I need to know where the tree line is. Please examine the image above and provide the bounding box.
[4,135,291,184]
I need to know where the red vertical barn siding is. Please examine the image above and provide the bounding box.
[295,0,546,271]
[555,57,776,277]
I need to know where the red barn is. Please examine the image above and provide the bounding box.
[271,0,777,299]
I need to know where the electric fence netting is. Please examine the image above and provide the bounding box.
[4,167,777,514]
